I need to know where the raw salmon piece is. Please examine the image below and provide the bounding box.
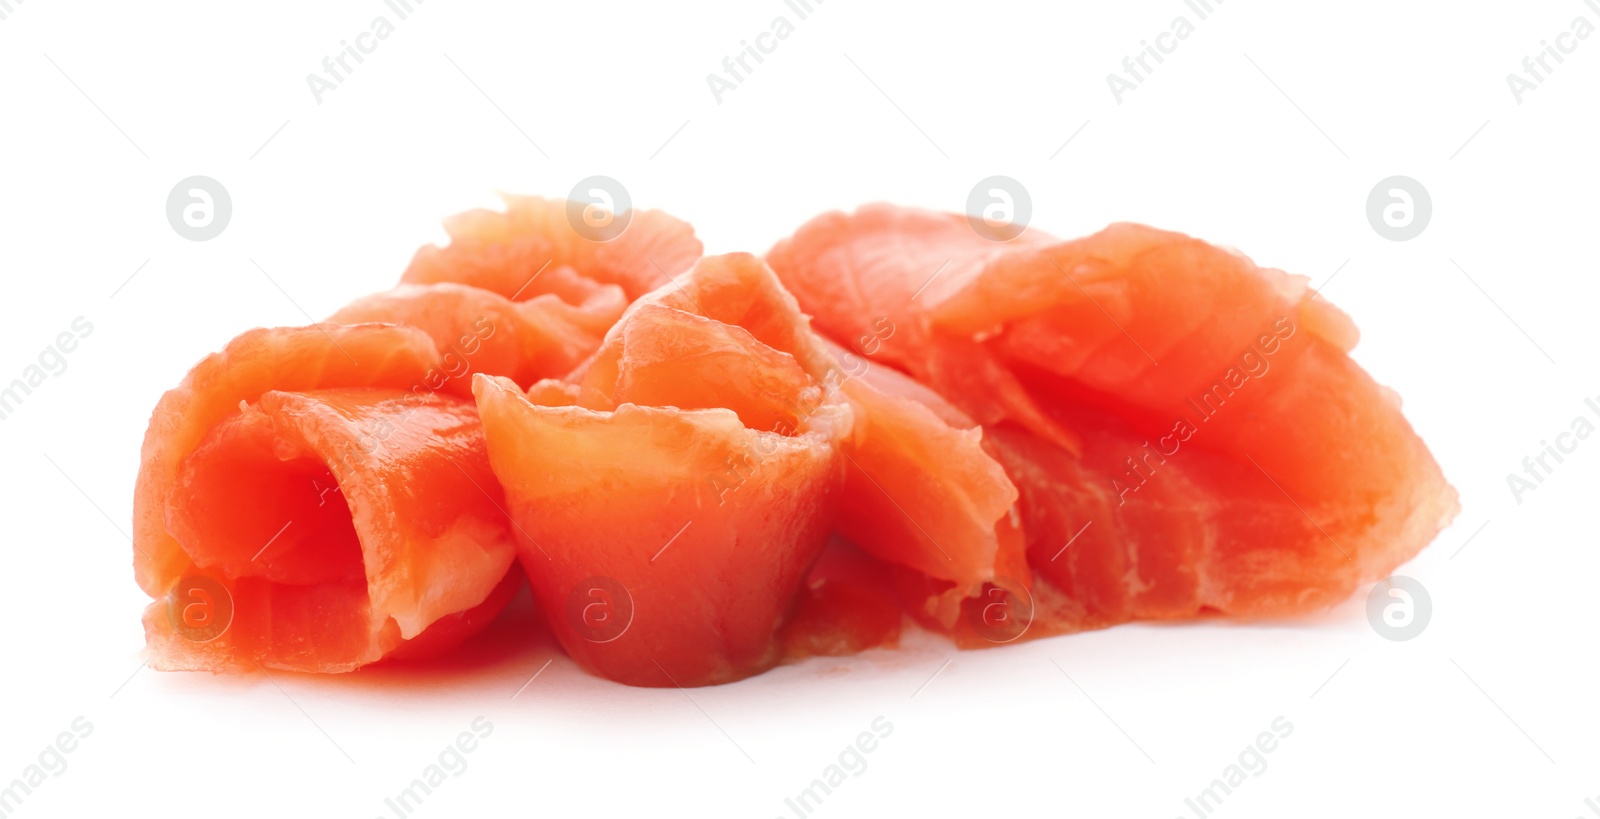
[329,282,626,398]
[478,374,847,686]
[474,255,854,687]
[135,324,433,595]
[134,325,518,672]
[767,205,1457,632]
[401,194,703,302]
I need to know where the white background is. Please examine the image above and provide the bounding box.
[1,1,1597,816]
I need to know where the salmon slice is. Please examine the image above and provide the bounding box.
[401,194,703,302]
[134,325,519,672]
[475,254,856,687]
[329,282,626,398]
[767,204,1458,636]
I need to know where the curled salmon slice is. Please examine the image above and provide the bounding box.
[475,254,855,687]
[134,324,519,672]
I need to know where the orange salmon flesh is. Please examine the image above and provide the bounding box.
[131,197,1456,685]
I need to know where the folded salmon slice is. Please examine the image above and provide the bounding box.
[768,205,1458,635]
[473,254,870,684]
[134,325,519,672]
[475,253,856,687]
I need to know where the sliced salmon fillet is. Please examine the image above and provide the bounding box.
[401,194,703,302]
[767,204,1458,636]
[134,325,519,672]
[474,254,854,687]
[132,196,1456,684]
